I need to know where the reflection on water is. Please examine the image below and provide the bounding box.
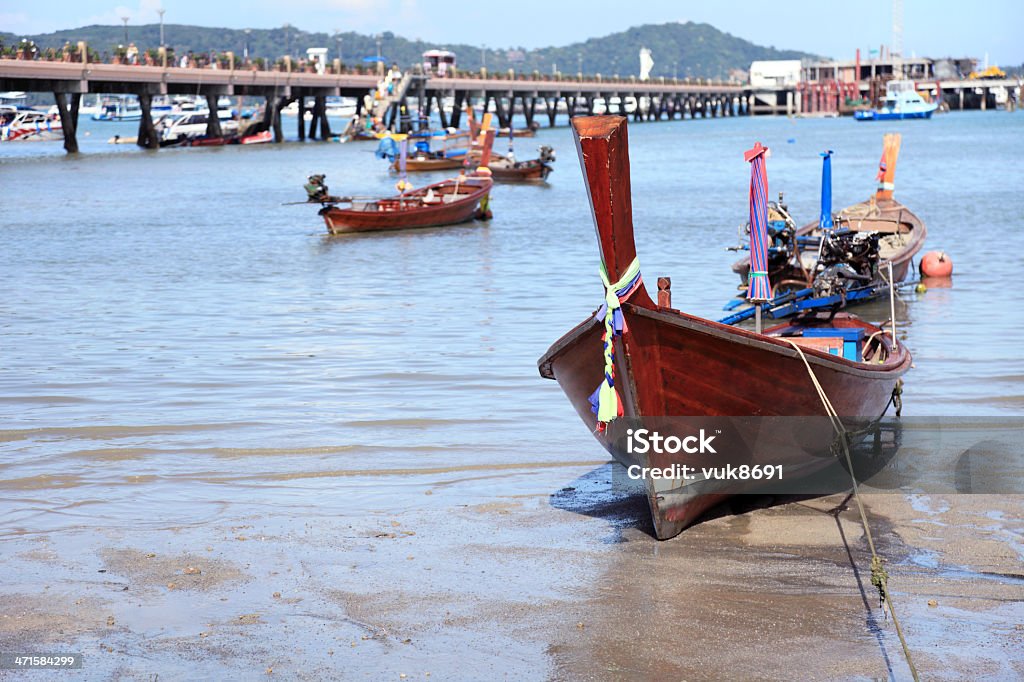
[1,111,1022,531]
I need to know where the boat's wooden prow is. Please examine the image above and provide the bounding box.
[875,133,901,201]
[572,115,653,307]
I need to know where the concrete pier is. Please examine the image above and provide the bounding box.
[2,59,1017,153]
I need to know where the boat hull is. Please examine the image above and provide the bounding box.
[400,157,467,172]
[488,160,552,182]
[854,107,937,121]
[539,306,910,538]
[320,179,491,235]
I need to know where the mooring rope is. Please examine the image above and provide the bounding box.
[781,338,920,682]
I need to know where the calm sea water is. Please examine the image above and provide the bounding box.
[1,110,1022,533]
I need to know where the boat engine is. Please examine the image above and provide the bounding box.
[813,263,872,298]
[538,145,556,164]
[816,229,881,281]
[305,174,329,202]
[812,230,880,298]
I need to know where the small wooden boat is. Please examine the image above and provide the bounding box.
[311,129,496,235]
[387,130,472,172]
[497,126,538,138]
[316,175,492,235]
[731,134,926,297]
[538,116,911,539]
[487,133,556,182]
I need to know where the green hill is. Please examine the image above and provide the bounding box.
[1,21,815,79]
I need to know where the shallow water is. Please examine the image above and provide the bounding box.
[3,112,1022,516]
[2,110,1022,679]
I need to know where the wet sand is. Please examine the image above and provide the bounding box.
[1,463,1021,681]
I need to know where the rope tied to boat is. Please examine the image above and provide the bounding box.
[780,338,920,682]
[590,257,643,431]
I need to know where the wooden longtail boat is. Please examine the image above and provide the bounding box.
[732,134,927,292]
[314,129,496,235]
[318,175,492,235]
[390,130,472,172]
[488,145,556,182]
[497,126,538,138]
[537,116,911,539]
[468,106,555,181]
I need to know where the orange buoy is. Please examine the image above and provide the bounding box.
[920,251,953,278]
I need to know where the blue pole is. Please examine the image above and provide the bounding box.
[819,150,834,231]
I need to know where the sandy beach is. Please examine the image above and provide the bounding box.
[2,465,1021,680]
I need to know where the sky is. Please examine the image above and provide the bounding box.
[2,0,1022,64]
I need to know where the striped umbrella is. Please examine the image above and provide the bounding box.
[819,150,834,231]
[744,142,773,303]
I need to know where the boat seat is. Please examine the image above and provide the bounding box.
[838,218,910,234]
[878,234,908,259]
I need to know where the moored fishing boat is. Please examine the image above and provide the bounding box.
[486,126,556,181]
[854,81,938,121]
[382,129,472,172]
[725,134,926,322]
[487,148,556,181]
[537,116,911,539]
[306,129,496,235]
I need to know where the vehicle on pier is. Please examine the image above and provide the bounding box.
[854,81,938,120]
[422,49,456,77]
[538,116,911,539]
[724,134,926,324]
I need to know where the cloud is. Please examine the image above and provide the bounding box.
[77,0,165,28]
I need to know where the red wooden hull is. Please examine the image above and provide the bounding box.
[320,177,491,234]
[400,156,467,172]
[488,159,552,182]
[539,306,910,538]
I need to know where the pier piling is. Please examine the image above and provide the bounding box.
[52,91,79,153]
[204,94,222,138]
[136,93,159,149]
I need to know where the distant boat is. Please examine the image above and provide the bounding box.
[386,129,472,172]
[156,110,240,146]
[854,81,938,121]
[313,174,493,234]
[0,107,62,141]
[488,146,556,182]
[306,130,496,235]
[92,96,142,121]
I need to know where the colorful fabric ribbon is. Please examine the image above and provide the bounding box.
[876,154,893,191]
[589,257,643,431]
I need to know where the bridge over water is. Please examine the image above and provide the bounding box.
[0,59,764,153]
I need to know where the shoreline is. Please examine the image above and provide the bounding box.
[2,468,1021,679]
